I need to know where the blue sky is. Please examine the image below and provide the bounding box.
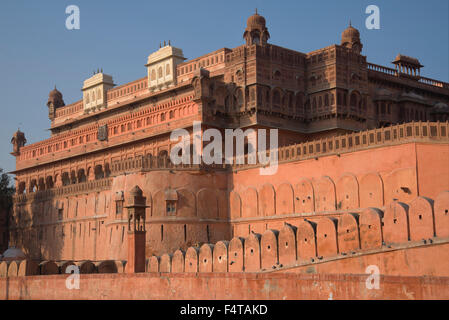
[0,0,448,178]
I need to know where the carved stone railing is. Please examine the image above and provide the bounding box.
[367,63,449,89]
[111,155,228,176]
[13,177,113,203]
[232,121,449,170]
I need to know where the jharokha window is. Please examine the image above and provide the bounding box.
[115,191,125,215]
[164,188,178,216]
[116,200,124,215]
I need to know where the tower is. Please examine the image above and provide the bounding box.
[243,9,270,46]
[341,21,363,54]
[82,70,114,114]
[125,186,147,273]
[146,42,186,92]
[10,129,26,156]
[46,86,65,120]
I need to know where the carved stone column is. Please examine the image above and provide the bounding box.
[125,186,147,273]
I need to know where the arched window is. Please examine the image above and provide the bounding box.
[94,165,104,180]
[273,70,281,80]
[350,93,357,107]
[273,90,281,107]
[225,95,231,111]
[158,67,163,78]
[151,70,156,81]
[166,64,171,75]
[236,89,244,109]
[252,33,260,45]
[296,93,304,112]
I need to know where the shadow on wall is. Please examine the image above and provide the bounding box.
[9,191,64,261]
[230,169,418,219]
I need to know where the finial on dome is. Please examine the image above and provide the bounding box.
[341,21,363,54]
[243,10,270,46]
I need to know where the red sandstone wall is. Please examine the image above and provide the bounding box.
[229,143,449,225]
[416,143,449,199]
[146,192,449,277]
[1,272,448,300]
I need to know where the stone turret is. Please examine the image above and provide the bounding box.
[125,186,147,273]
[243,9,270,46]
[82,70,114,114]
[146,42,186,92]
[10,129,26,156]
[47,86,65,120]
[341,21,363,54]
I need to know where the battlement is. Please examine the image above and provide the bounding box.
[3,191,449,280]
[146,191,449,275]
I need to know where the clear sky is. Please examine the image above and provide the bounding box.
[0,0,448,179]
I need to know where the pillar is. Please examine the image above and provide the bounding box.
[125,186,147,273]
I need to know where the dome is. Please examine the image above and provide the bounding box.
[342,24,360,40]
[47,86,65,108]
[1,247,26,261]
[340,21,363,53]
[243,9,270,46]
[247,11,266,29]
[129,185,143,197]
[11,129,25,141]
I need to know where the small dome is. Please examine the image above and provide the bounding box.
[1,247,26,261]
[47,86,65,108]
[11,129,25,140]
[247,11,266,29]
[129,185,143,197]
[342,24,360,40]
[243,9,270,46]
[340,21,363,53]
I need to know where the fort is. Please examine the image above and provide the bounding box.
[1,11,449,300]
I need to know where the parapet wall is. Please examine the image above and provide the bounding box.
[147,191,449,277]
[2,272,449,300]
[1,191,449,300]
